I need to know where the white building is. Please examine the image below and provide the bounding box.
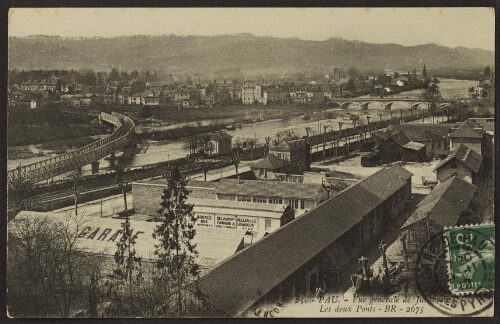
[241,85,262,104]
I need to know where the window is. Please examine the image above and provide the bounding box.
[300,200,305,210]
[265,219,272,230]
[237,196,252,202]
[253,196,267,204]
[432,142,435,149]
[269,198,283,204]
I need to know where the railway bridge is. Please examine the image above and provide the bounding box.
[8,112,136,184]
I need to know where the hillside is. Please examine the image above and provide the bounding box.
[8,34,494,75]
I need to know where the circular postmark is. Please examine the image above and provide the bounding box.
[415,228,494,316]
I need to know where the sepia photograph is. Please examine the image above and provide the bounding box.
[5,7,496,318]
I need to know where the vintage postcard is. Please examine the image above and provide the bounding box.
[6,7,495,318]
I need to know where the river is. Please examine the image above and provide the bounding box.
[9,78,475,175]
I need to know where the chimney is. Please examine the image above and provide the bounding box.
[238,176,241,185]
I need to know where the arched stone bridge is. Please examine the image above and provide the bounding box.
[8,112,135,184]
[328,99,453,111]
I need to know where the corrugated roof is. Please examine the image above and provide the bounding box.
[195,167,412,316]
[186,180,219,190]
[434,144,483,173]
[387,124,453,141]
[250,154,289,170]
[449,120,484,139]
[401,176,476,229]
[188,197,288,214]
[11,212,245,267]
[215,179,324,200]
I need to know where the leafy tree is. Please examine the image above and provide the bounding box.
[153,165,200,316]
[130,80,147,95]
[347,67,359,78]
[130,70,140,80]
[422,78,441,114]
[484,66,491,78]
[345,79,356,92]
[84,72,97,87]
[109,68,120,83]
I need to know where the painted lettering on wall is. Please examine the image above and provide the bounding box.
[215,215,237,229]
[77,226,145,242]
[196,214,215,228]
[237,216,258,231]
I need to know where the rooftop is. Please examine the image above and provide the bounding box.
[401,176,476,229]
[11,212,246,268]
[434,144,483,174]
[390,131,425,151]
[387,124,454,141]
[188,198,288,219]
[271,138,308,152]
[250,154,289,170]
[449,120,485,139]
[215,179,324,200]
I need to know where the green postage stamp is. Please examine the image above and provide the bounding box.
[445,224,495,295]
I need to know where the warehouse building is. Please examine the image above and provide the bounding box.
[194,165,413,316]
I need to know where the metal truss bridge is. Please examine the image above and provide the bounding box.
[8,112,135,184]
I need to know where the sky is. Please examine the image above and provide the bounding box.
[8,7,495,51]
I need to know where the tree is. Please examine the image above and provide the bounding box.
[153,165,200,316]
[197,161,211,182]
[422,78,441,114]
[130,70,140,80]
[114,165,130,211]
[347,67,359,78]
[109,68,120,83]
[231,150,241,174]
[264,136,272,157]
[345,79,355,92]
[246,138,256,159]
[484,66,491,78]
[7,176,35,219]
[70,170,83,215]
[84,72,97,87]
[423,64,427,79]
[106,217,143,316]
[8,212,100,317]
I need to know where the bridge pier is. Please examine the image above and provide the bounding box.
[109,152,116,168]
[91,161,100,174]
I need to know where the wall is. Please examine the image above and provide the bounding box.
[436,161,473,184]
[450,137,482,156]
[132,183,165,216]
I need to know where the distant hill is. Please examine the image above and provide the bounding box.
[8,34,494,75]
